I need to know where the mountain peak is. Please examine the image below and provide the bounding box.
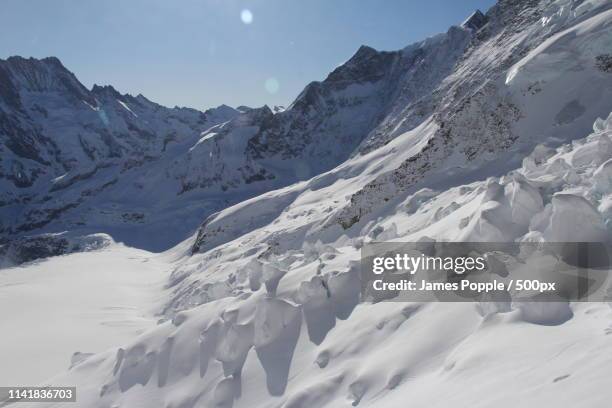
[91,84,124,99]
[4,55,61,66]
[354,44,378,57]
[236,105,253,113]
[214,103,235,112]
[461,9,488,31]
[1,56,75,78]
[39,56,64,68]
[324,43,398,85]
[0,56,92,103]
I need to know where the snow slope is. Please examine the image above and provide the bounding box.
[0,56,241,250]
[3,0,611,254]
[13,109,612,408]
[0,243,168,386]
[1,0,612,407]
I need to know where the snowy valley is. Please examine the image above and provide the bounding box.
[1,0,612,407]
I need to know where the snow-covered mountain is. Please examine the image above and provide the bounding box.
[0,56,241,251]
[0,22,473,253]
[0,21,476,254]
[6,112,612,406]
[1,0,612,407]
[4,0,609,256]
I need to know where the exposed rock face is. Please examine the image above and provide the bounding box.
[596,54,612,72]
[3,0,612,254]
[0,25,474,249]
[5,1,612,406]
[0,232,111,267]
[462,9,489,31]
[0,57,240,248]
[181,22,476,205]
[334,0,612,229]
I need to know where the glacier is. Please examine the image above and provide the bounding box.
[1,0,612,407]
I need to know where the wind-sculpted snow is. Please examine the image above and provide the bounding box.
[6,0,610,254]
[28,109,612,408]
[5,1,612,406]
[1,6,474,251]
[336,1,612,230]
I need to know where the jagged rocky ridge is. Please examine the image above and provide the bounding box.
[0,22,469,253]
[0,231,112,268]
[0,56,241,250]
[3,1,612,255]
[4,0,612,407]
[188,0,612,250]
[335,0,612,229]
[43,110,612,408]
[0,1,507,253]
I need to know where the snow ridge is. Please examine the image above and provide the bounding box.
[2,1,612,407]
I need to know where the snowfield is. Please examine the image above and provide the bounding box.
[0,244,168,387]
[6,110,612,408]
[2,0,612,407]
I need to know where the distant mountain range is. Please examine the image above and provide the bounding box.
[1,0,611,256]
[2,1,612,407]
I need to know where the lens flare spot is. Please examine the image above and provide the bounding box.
[241,9,253,24]
[264,78,280,94]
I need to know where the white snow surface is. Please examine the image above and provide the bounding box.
[2,0,612,407]
[6,108,611,407]
[3,0,612,254]
[0,244,168,386]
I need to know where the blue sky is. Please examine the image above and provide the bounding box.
[0,0,495,110]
